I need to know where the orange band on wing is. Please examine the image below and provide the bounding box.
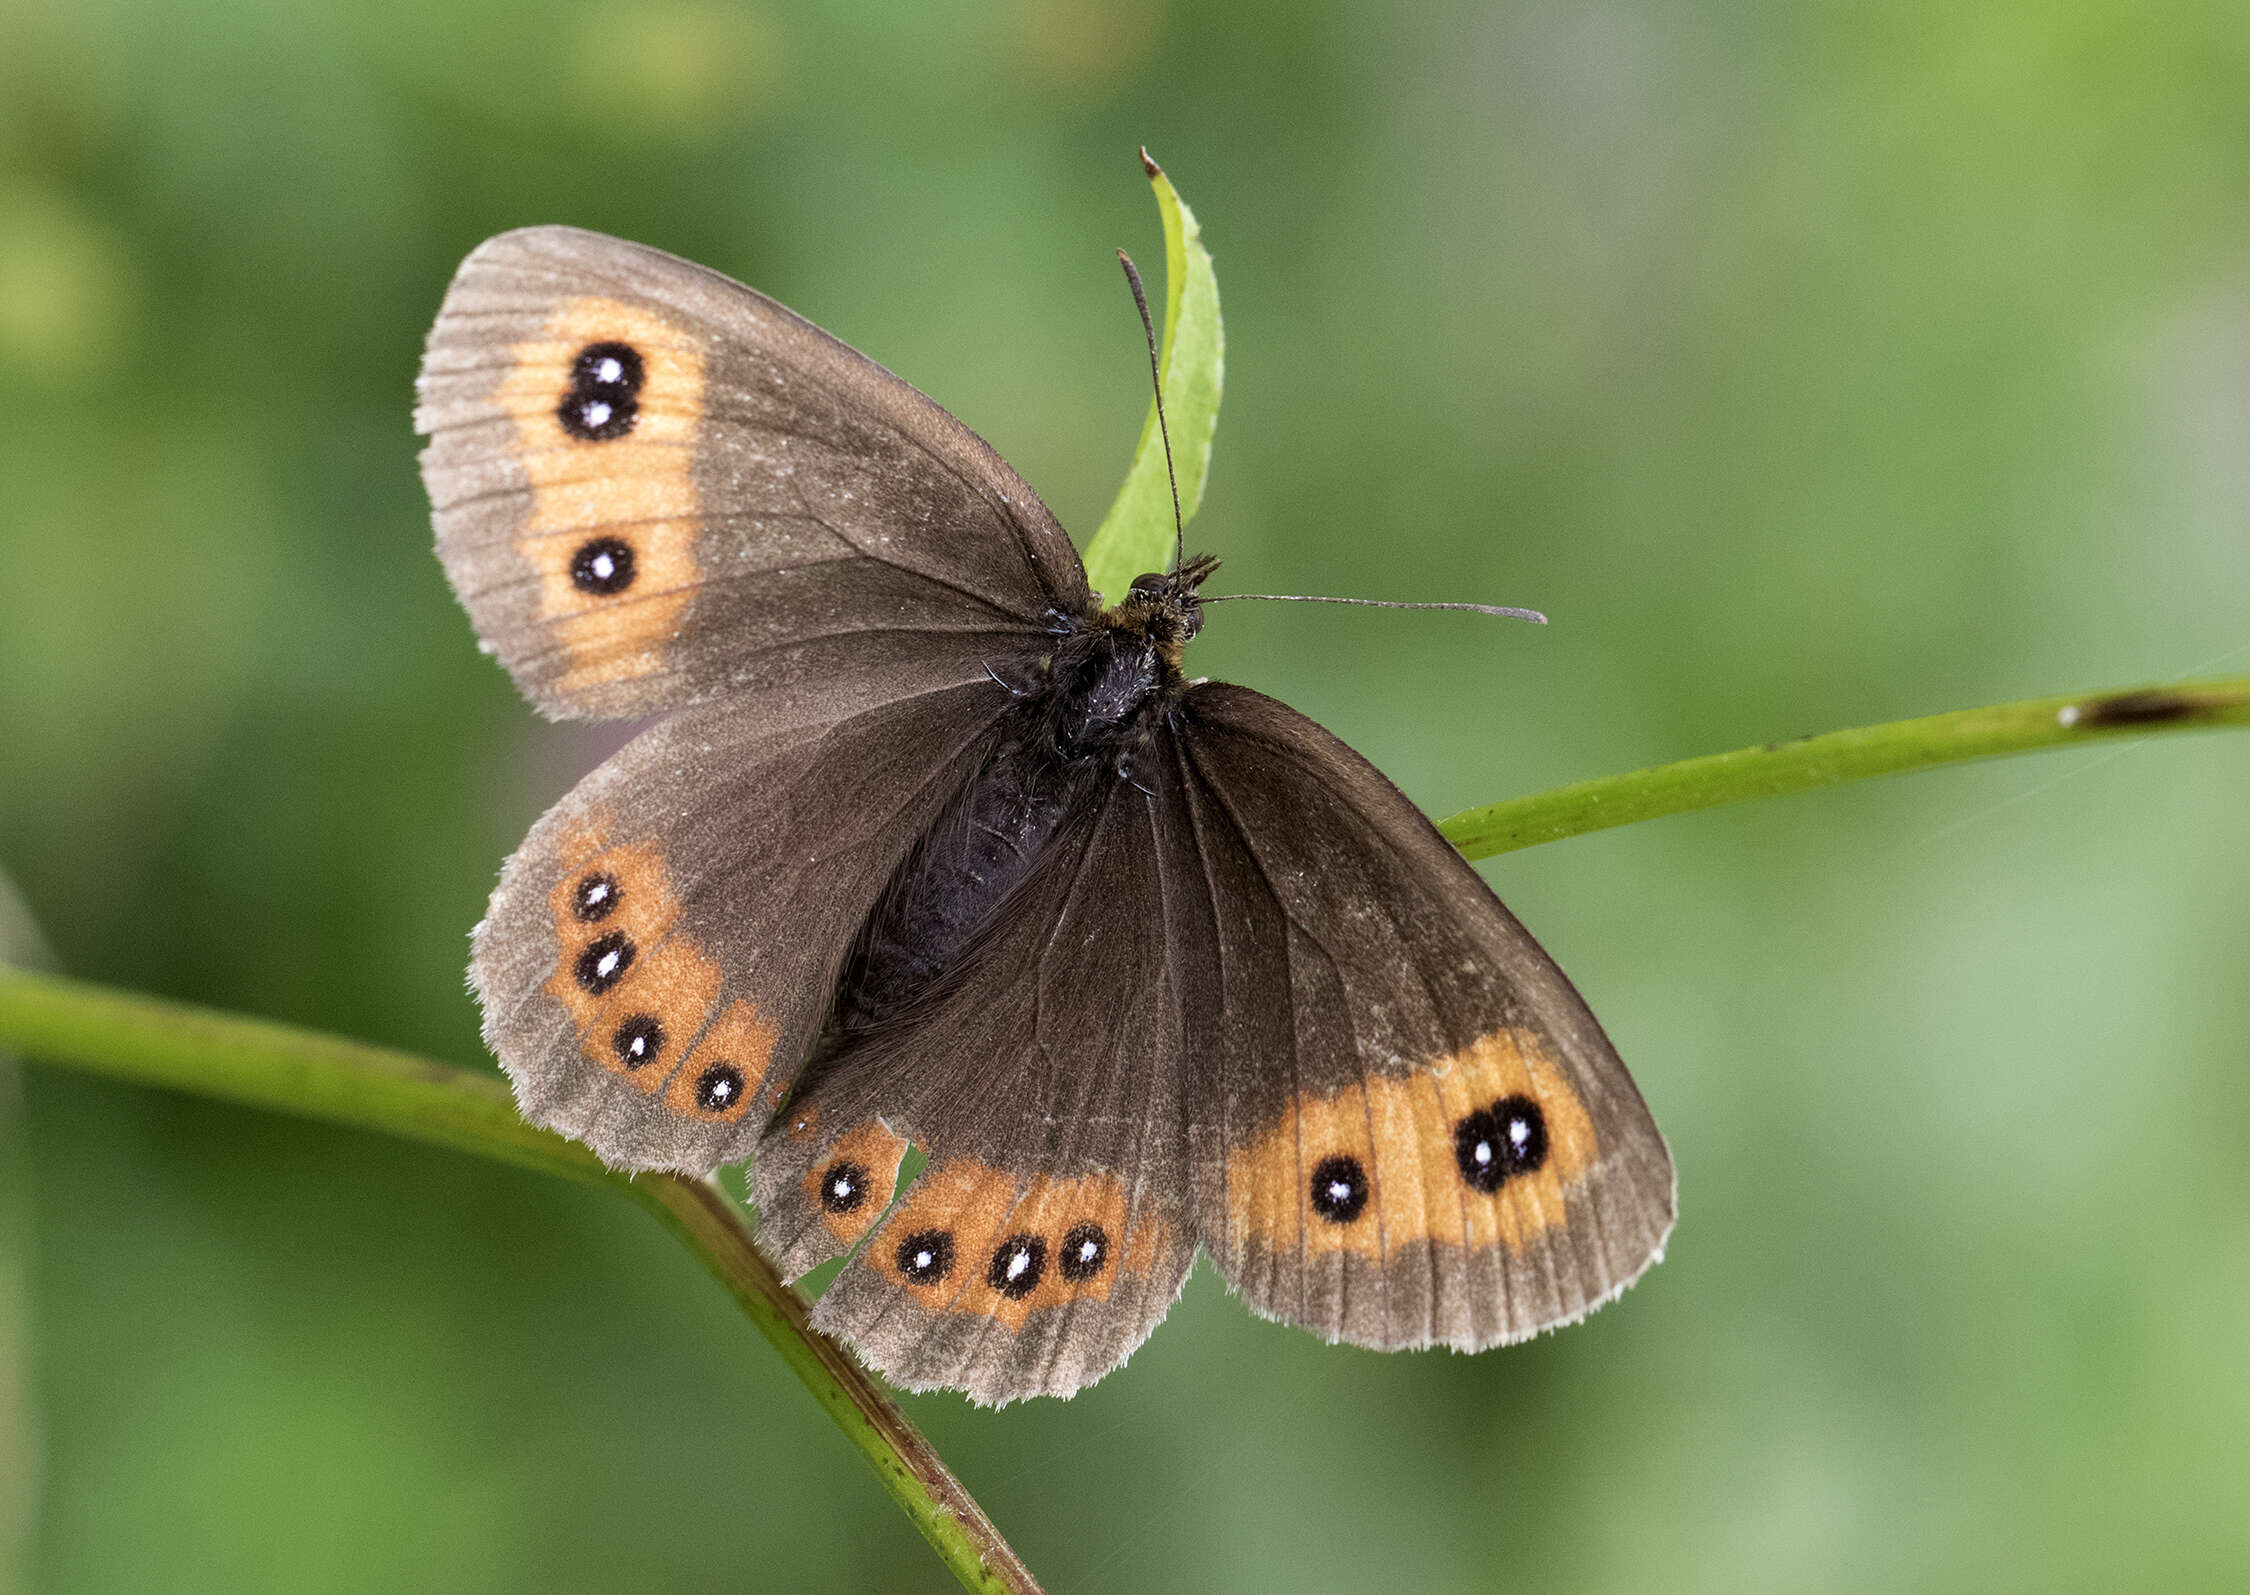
[543,833,687,1027]
[1223,1029,1598,1260]
[542,818,732,1099]
[872,1159,1169,1332]
[665,998,777,1124]
[802,1120,913,1248]
[492,296,706,696]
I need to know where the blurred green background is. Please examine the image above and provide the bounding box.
[4,0,2248,1590]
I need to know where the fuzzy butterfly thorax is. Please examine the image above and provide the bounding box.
[418,225,1672,1405]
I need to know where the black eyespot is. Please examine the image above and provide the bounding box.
[1309,1154,1369,1224]
[1058,1221,1109,1282]
[1453,1108,1505,1192]
[1453,1096,1548,1190]
[610,1014,664,1069]
[818,1159,871,1215]
[1491,1094,1548,1177]
[574,930,634,994]
[571,872,620,922]
[568,536,637,595]
[987,1234,1048,1299]
[557,340,643,440]
[693,1064,745,1114]
[572,341,645,394]
[897,1229,955,1285]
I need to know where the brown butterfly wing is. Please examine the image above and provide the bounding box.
[476,675,1015,1173]
[759,772,1200,1405]
[1165,683,1674,1349]
[415,225,1089,720]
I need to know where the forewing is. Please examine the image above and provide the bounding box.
[476,676,1013,1174]
[757,770,1199,1406]
[1167,684,1674,1349]
[416,225,1090,719]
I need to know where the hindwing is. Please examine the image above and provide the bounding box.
[476,674,1015,1173]
[1164,684,1675,1348]
[755,763,1201,1405]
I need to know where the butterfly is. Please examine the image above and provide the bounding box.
[415,224,1674,1404]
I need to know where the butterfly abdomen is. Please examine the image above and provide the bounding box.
[832,619,1181,1035]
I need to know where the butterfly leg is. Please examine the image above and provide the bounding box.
[981,659,1033,698]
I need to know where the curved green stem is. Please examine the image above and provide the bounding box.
[1438,675,2250,859]
[0,969,1042,1595]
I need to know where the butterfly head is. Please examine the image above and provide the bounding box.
[1114,552,1220,666]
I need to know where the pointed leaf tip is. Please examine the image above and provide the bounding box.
[1085,156,1225,602]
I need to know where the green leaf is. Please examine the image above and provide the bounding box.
[1082,150,1225,604]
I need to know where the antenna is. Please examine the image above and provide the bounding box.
[1117,249,1186,578]
[1118,238,1541,627]
[1201,594,1548,623]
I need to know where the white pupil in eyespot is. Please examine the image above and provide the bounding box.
[1006,1250,1030,1280]
[1078,1240,1097,1261]
[588,552,615,579]
[710,1078,732,1101]
[914,1250,933,1268]
[1328,1179,1352,1202]
[581,399,612,427]
[1509,1119,1530,1147]
[593,356,623,384]
[595,949,620,977]
[1474,1140,1493,1164]
[831,1176,851,1198]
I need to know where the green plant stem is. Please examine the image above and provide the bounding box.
[0,969,1041,1595]
[1438,675,2250,859]
[4,673,2246,1593]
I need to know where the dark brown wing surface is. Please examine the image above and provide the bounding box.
[1164,684,1674,1350]
[415,226,1088,720]
[475,676,1016,1173]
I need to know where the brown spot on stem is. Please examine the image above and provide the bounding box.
[2075,689,2201,729]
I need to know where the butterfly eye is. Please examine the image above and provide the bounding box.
[573,931,636,994]
[1058,1221,1109,1282]
[610,1014,665,1068]
[896,1228,955,1285]
[1127,571,1168,596]
[817,1159,871,1215]
[986,1234,1048,1299]
[1308,1154,1369,1223]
